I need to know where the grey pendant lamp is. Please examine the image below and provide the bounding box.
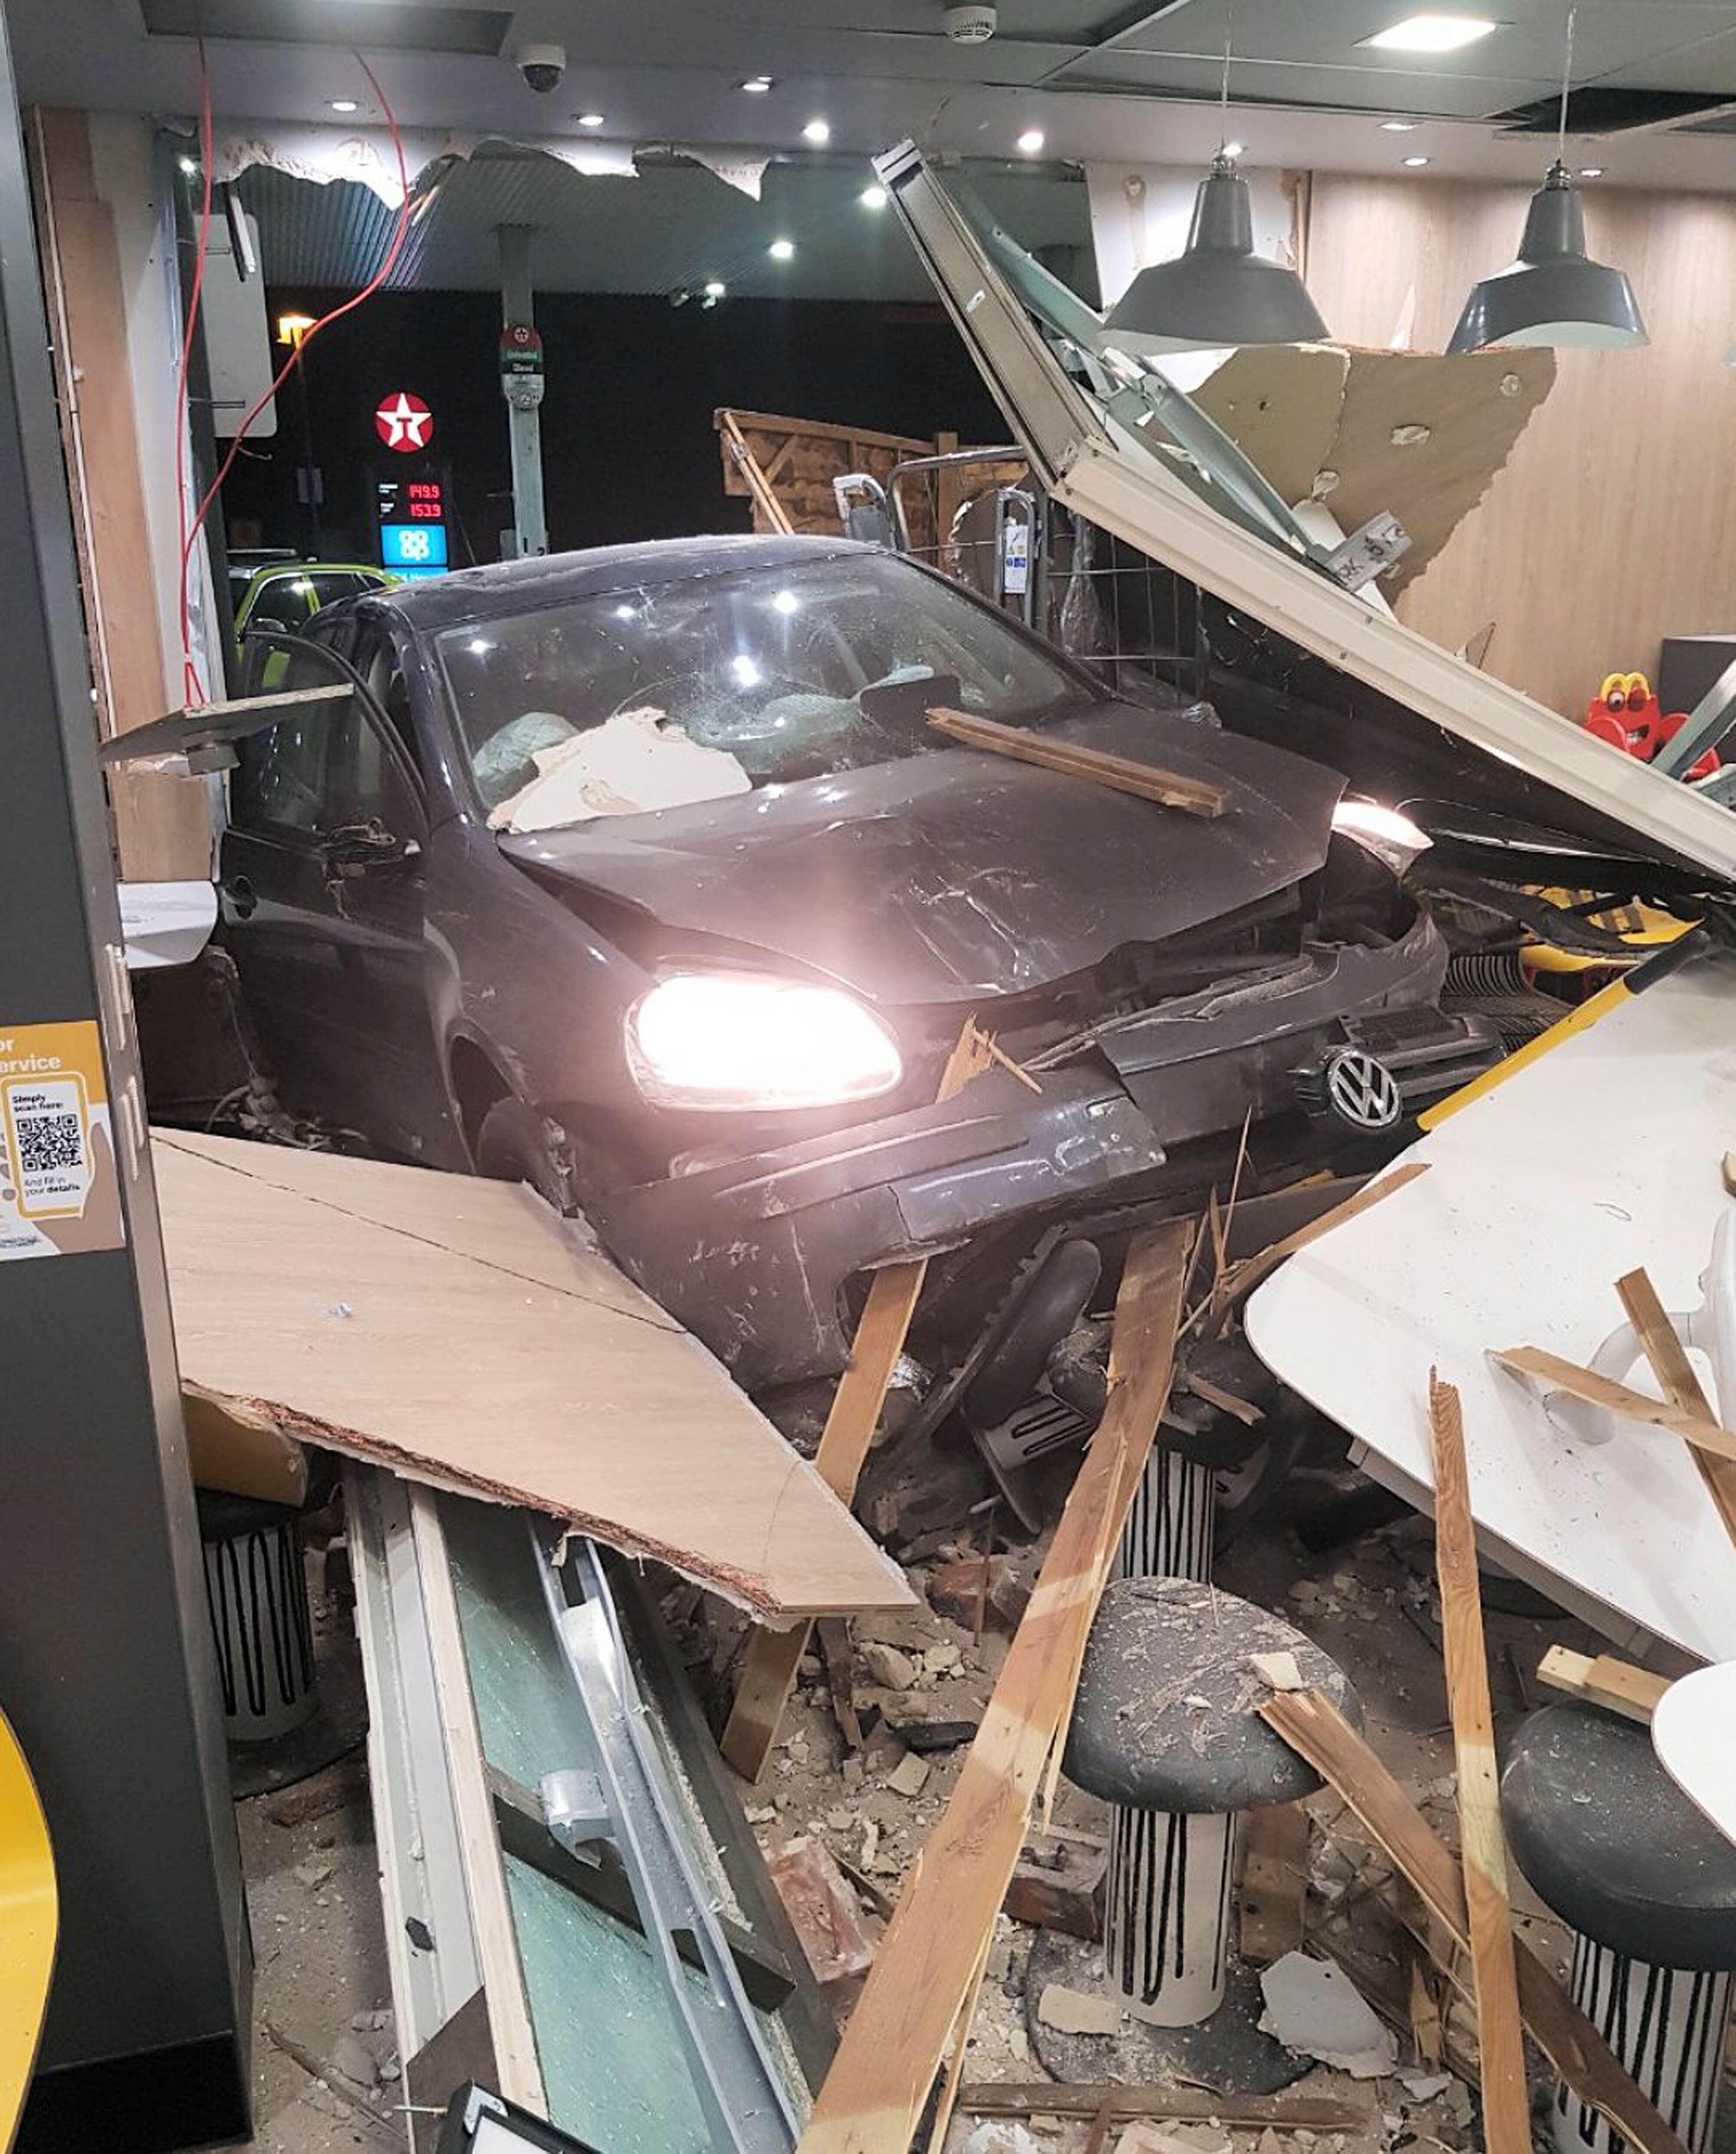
[1449,8,1647,354]
[1102,5,1328,355]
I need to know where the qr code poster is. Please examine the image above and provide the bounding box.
[0,1020,125,1260]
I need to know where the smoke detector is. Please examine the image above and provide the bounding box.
[945,4,997,42]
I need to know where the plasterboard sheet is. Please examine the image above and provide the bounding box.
[1245,956,1736,1665]
[878,141,1736,886]
[151,1131,912,1619]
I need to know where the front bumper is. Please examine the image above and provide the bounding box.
[591,910,1493,1390]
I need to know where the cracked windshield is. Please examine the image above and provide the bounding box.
[437,552,1089,832]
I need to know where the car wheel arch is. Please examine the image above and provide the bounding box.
[447,1033,517,1165]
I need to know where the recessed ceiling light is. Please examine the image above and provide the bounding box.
[1016,127,1045,154]
[860,184,888,209]
[703,279,727,298]
[1362,15,1499,54]
[740,76,775,93]
[576,111,606,128]
[1220,140,1245,160]
[1580,165,1604,178]
[1381,118,1420,131]
[769,237,796,260]
[329,99,359,114]
[1402,154,1432,167]
[802,117,831,145]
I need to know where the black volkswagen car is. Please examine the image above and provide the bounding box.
[124,536,1494,1402]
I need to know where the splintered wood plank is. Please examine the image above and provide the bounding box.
[720,1024,996,1779]
[1213,1161,1431,1321]
[926,707,1228,818]
[1536,1646,1670,1726]
[1426,1373,1530,2154]
[1616,1268,1736,1550]
[1260,1690,1691,2154]
[797,1225,1190,2154]
[150,1132,911,1620]
[1492,1346,1736,1464]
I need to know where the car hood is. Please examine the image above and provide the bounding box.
[497,704,1345,1005]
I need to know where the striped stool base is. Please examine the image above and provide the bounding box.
[1117,1450,1214,1585]
[1551,1937,1730,2154]
[1105,1807,1240,2027]
[201,1508,318,1744]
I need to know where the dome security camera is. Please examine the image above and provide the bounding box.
[945,4,998,41]
[516,42,566,92]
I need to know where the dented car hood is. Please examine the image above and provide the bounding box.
[498,704,1344,1005]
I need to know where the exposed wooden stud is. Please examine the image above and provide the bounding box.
[1536,1646,1670,1725]
[956,2086,1366,2131]
[720,1024,996,1780]
[1260,1689,1692,2154]
[927,706,1229,818]
[1426,1372,1530,2154]
[797,1226,1191,2154]
[1493,1345,1736,1463]
[1239,1802,1310,1965]
[1616,1266,1736,1550]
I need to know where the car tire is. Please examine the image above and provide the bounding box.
[474,1097,581,1215]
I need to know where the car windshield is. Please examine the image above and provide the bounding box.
[435,552,1092,826]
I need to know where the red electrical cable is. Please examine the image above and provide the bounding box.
[174,36,215,704]
[179,50,412,704]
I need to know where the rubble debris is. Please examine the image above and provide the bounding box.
[959,2123,1042,2154]
[766,1835,878,1986]
[293,1853,337,1890]
[1258,1951,1398,2078]
[857,1682,984,1752]
[1248,1649,1306,1691]
[1113,2124,1234,2154]
[888,1750,932,1799]
[1036,1982,1125,2037]
[928,1554,1030,1635]
[1399,2072,1454,2101]
[858,1639,920,1692]
[1003,1829,1106,1942]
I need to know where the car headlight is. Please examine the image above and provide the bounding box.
[1332,798,1433,865]
[626,974,904,1112]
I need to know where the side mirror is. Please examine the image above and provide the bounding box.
[321,822,420,880]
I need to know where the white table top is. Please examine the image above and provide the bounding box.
[1653,1662,1736,1847]
[1247,954,1736,1665]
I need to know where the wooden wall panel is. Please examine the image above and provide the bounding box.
[1305,173,1736,721]
[30,107,210,881]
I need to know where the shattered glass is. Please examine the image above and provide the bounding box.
[436,552,1091,815]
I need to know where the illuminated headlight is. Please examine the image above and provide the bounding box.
[626,975,904,1112]
[1332,798,1433,864]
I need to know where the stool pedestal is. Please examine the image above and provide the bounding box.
[1501,1704,1736,2154]
[1061,1576,1358,2082]
[197,1490,318,1744]
[1106,1805,1240,2026]
[1552,1938,1729,2154]
[1111,1447,1220,2022]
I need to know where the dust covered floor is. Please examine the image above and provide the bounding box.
[698,1459,1736,2154]
[201,1460,1735,2154]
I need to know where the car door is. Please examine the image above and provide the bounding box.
[223,628,442,1153]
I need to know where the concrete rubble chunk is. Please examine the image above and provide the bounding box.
[858,1639,920,1692]
[1035,1981,1124,2036]
[1248,1648,1306,1691]
[888,1750,932,1798]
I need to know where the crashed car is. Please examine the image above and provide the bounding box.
[123,533,1497,1415]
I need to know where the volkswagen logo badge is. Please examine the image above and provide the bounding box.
[1323,1047,1403,1132]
